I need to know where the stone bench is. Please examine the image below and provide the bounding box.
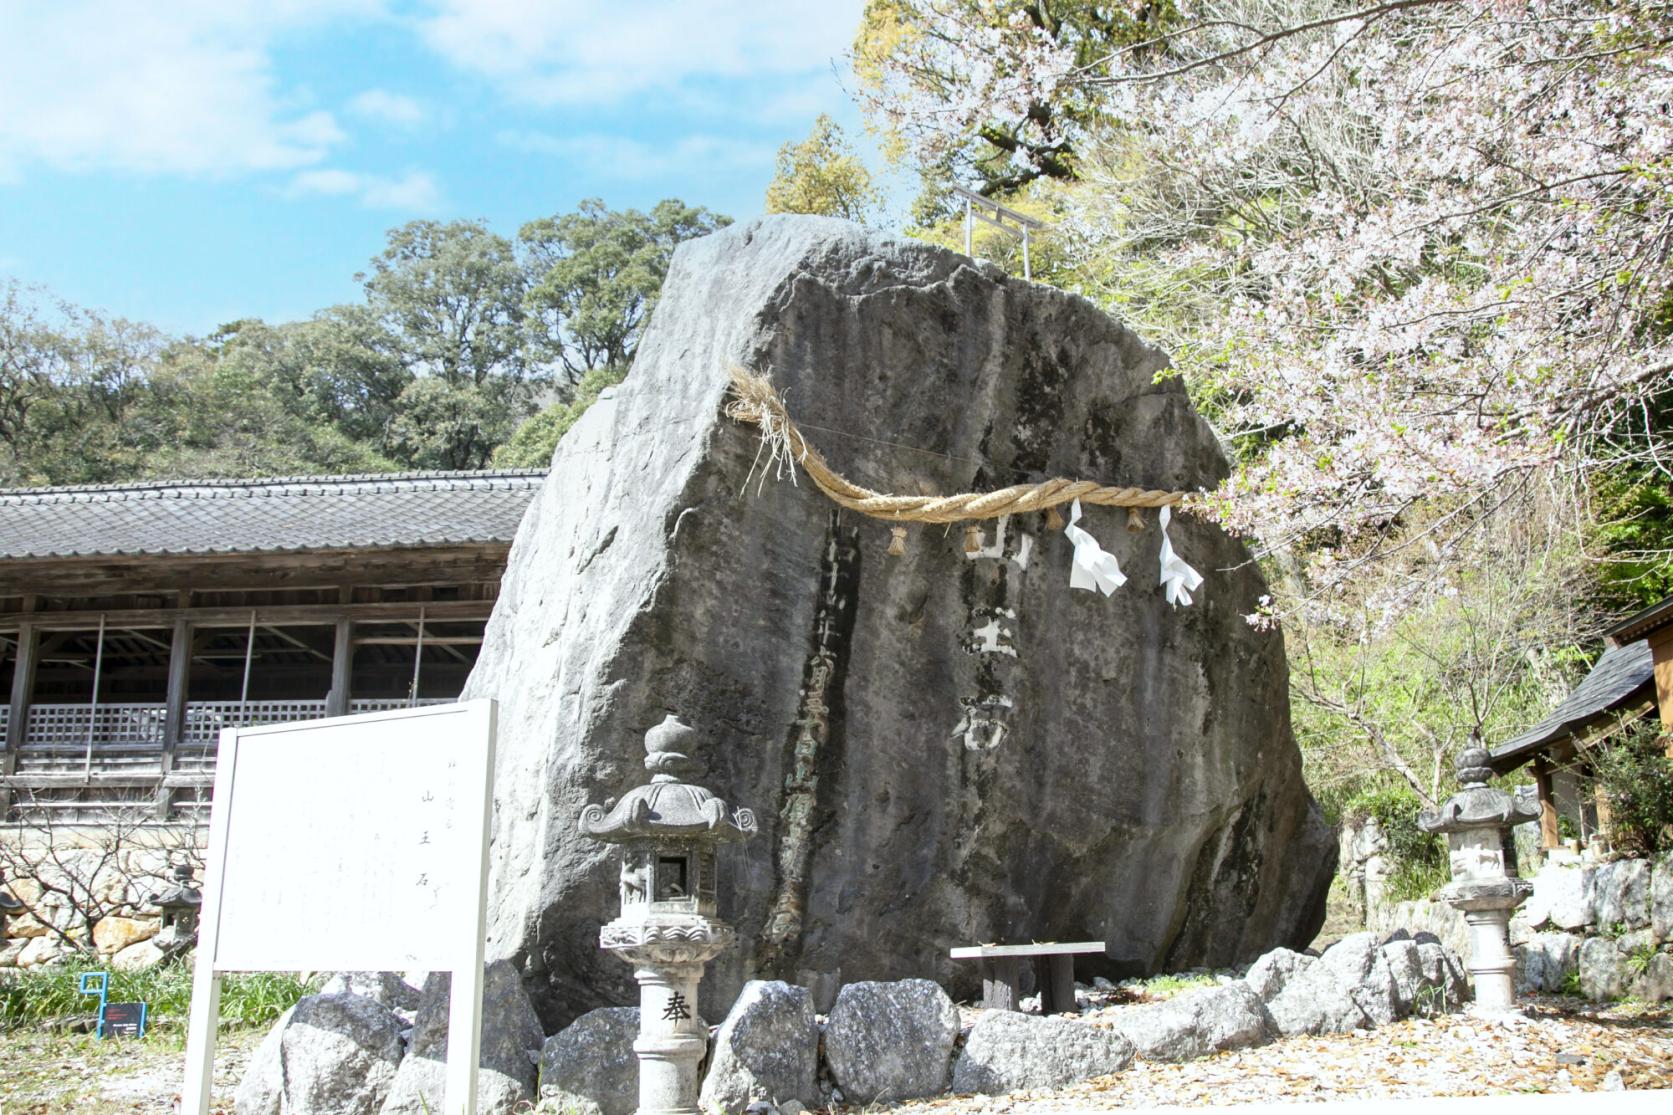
[950,941,1106,1015]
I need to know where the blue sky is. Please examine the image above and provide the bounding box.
[0,1,880,336]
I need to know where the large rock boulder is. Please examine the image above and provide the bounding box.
[379,961,544,1115]
[538,1007,640,1115]
[1516,931,1581,994]
[824,978,960,1102]
[463,215,1336,1026]
[236,994,405,1115]
[951,1011,1135,1095]
[1253,933,1465,1036]
[698,981,820,1115]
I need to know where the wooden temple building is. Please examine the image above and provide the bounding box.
[1488,595,1673,855]
[0,470,544,823]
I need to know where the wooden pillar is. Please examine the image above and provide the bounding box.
[1590,756,1613,849]
[156,618,193,821]
[1650,627,1673,758]
[2,623,38,815]
[1035,955,1077,1015]
[1532,754,1560,851]
[981,956,1021,1012]
[327,618,352,718]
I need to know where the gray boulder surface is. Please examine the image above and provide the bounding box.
[319,971,422,1012]
[1109,982,1270,1062]
[1654,852,1672,942]
[1516,931,1581,994]
[1579,936,1634,1001]
[539,1007,640,1115]
[235,994,405,1115]
[1255,933,1466,1036]
[1590,859,1651,930]
[951,1011,1135,1095]
[463,214,1335,1027]
[698,980,820,1115]
[379,961,544,1115]
[1243,947,1312,1001]
[823,978,960,1102]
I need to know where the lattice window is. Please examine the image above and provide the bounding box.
[23,703,167,748]
[181,700,330,744]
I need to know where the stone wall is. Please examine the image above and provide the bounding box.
[0,842,195,970]
[1340,817,1673,1001]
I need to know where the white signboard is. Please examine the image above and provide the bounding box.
[183,700,496,1115]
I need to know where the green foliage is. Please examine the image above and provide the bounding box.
[493,365,626,468]
[520,199,727,384]
[764,115,883,224]
[1343,786,1450,902]
[0,961,311,1033]
[1587,720,1673,857]
[0,198,729,487]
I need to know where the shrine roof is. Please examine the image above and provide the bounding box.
[1488,638,1655,773]
[0,470,545,559]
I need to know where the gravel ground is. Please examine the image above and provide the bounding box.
[0,1024,260,1114]
[0,997,1667,1112]
[895,997,1673,1112]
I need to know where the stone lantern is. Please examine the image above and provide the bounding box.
[0,888,21,942]
[580,715,757,1115]
[150,861,203,955]
[1419,746,1539,1013]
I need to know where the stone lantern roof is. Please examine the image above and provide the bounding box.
[1418,747,1540,834]
[151,863,203,913]
[579,715,757,845]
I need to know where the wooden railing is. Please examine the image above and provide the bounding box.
[2,697,453,823]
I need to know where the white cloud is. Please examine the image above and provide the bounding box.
[348,89,427,128]
[497,131,775,179]
[288,167,443,211]
[415,0,863,105]
[0,2,376,178]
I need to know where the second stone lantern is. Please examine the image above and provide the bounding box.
[1419,746,1540,1013]
[579,714,757,1115]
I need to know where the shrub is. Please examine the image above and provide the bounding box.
[1587,721,1673,858]
[1343,785,1450,902]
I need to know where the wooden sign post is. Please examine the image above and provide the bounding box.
[182,699,496,1115]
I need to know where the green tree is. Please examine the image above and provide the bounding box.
[764,115,883,224]
[519,199,729,386]
[359,220,536,469]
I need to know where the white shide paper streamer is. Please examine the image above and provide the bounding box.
[1158,505,1203,607]
[1063,498,1126,596]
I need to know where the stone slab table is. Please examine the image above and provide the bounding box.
[950,941,1106,1015]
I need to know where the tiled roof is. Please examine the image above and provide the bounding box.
[1488,638,1656,773]
[0,471,545,559]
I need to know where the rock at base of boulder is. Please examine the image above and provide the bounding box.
[951,1012,1135,1095]
[1643,953,1673,1003]
[1110,983,1271,1062]
[699,981,819,1115]
[1244,948,1312,1002]
[92,915,157,955]
[1590,860,1651,930]
[824,979,960,1102]
[1578,937,1634,1002]
[1254,932,1467,1037]
[539,1006,640,1115]
[111,938,167,971]
[379,961,544,1115]
[1651,853,1672,943]
[1516,932,1581,994]
[321,971,423,1013]
[235,994,405,1115]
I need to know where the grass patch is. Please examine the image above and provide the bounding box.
[0,960,314,1033]
[1129,971,1220,1000]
